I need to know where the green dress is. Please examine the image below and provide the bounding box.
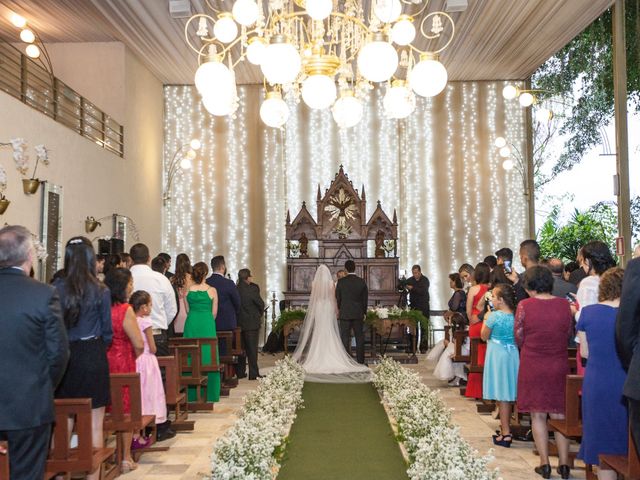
[184,290,221,402]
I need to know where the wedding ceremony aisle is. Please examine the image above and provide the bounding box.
[277,382,408,480]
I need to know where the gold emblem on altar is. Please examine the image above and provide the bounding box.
[324,187,358,238]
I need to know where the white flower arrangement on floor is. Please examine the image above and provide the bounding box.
[373,357,499,480]
[211,356,305,480]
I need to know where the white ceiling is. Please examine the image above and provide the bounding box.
[0,0,615,84]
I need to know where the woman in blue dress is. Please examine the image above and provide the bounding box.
[576,267,627,480]
[481,283,519,448]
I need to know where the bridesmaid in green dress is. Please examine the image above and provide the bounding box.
[183,262,220,402]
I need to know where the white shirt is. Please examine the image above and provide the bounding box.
[130,264,177,330]
[575,275,600,322]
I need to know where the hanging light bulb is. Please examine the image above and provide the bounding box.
[499,146,511,158]
[260,91,290,127]
[261,36,302,85]
[383,80,415,119]
[9,13,27,28]
[232,0,260,26]
[246,37,267,65]
[391,15,416,46]
[332,90,363,128]
[25,44,40,59]
[502,159,515,171]
[518,92,534,107]
[302,75,337,109]
[494,137,507,148]
[408,53,448,97]
[190,139,202,150]
[213,13,238,43]
[357,33,398,83]
[306,0,333,20]
[180,157,193,169]
[373,0,402,23]
[20,28,35,44]
[502,85,518,100]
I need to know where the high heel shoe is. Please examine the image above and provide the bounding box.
[492,434,512,448]
[557,464,570,479]
[534,464,551,479]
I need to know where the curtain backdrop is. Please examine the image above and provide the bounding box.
[163,81,528,310]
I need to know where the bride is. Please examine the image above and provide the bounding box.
[292,264,371,382]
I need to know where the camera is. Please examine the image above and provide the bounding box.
[397,277,409,293]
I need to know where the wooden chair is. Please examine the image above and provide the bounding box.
[44,398,115,480]
[0,441,8,480]
[543,374,583,468]
[465,337,494,413]
[169,339,220,410]
[452,330,470,363]
[598,427,640,480]
[217,330,240,389]
[157,355,194,431]
[103,373,167,465]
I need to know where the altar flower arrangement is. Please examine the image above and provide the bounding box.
[273,307,306,332]
[375,307,389,319]
[211,356,304,480]
[374,358,499,480]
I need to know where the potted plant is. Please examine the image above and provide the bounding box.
[22,144,49,195]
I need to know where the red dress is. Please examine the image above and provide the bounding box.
[515,297,572,413]
[106,303,136,413]
[465,284,489,399]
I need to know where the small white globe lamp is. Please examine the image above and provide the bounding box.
[246,37,267,65]
[332,91,363,128]
[190,139,202,150]
[194,53,234,96]
[408,53,448,97]
[302,75,337,109]
[383,80,416,119]
[494,137,507,148]
[357,33,398,83]
[518,92,535,107]
[391,16,416,46]
[20,28,35,44]
[260,91,290,127]
[180,157,193,169]
[261,36,302,85]
[373,0,402,23]
[232,0,259,26]
[502,159,515,171]
[499,146,511,158]
[25,44,40,59]
[502,85,518,100]
[213,13,238,44]
[306,0,333,21]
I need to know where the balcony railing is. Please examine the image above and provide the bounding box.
[0,41,124,157]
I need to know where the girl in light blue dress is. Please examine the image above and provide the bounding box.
[481,283,519,448]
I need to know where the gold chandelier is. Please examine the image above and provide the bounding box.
[184,0,455,128]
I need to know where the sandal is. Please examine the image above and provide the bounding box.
[121,460,138,473]
[492,433,512,448]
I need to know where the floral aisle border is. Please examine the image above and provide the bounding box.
[373,358,499,480]
[211,356,305,480]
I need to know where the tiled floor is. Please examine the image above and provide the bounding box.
[126,353,586,479]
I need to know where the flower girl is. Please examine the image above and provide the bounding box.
[130,290,168,447]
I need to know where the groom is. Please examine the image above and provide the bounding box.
[335,260,368,364]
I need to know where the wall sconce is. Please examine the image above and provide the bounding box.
[85,216,102,233]
[9,12,54,79]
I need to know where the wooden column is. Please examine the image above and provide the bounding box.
[524,78,536,239]
[613,0,632,266]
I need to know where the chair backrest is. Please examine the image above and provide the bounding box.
[564,375,583,428]
[109,373,143,428]
[48,398,94,473]
[171,343,203,379]
[157,355,180,401]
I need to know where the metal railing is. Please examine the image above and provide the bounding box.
[0,41,124,157]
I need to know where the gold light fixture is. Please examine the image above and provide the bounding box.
[22,178,40,195]
[0,195,9,215]
[85,216,101,233]
[184,0,456,127]
[7,12,54,79]
[163,139,202,205]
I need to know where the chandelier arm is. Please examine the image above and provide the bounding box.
[184,14,220,56]
[197,39,230,63]
[416,11,455,55]
[204,0,223,15]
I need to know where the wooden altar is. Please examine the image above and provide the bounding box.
[284,166,399,307]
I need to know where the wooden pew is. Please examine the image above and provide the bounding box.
[544,374,583,468]
[452,330,470,363]
[217,330,241,389]
[568,347,577,374]
[44,399,115,480]
[599,427,640,480]
[465,337,494,413]
[103,373,168,466]
[170,338,223,409]
[157,355,194,431]
[0,441,8,480]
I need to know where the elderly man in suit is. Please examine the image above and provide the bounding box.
[0,225,69,479]
[335,259,368,364]
[237,269,265,380]
[617,256,640,457]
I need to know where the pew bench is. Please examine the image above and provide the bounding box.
[598,428,640,480]
[157,355,194,431]
[465,337,494,413]
[218,329,243,390]
[44,398,115,480]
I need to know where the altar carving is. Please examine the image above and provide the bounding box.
[284,166,399,307]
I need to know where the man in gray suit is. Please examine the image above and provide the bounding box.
[549,258,577,298]
[335,260,368,364]
[237,269,265,380]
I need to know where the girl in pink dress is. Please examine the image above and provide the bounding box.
[130,291,168,434]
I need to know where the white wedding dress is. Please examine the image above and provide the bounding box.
[292,265,371,383]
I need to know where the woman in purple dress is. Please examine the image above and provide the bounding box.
[515,266,573,479]
[577,267,627,480]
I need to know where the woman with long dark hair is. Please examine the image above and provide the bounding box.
[53,236,112,480]
[171,253,193,335]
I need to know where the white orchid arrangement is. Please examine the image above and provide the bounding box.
[373,358,500,480]
[211,356,305,480]
[1,139,51,193]
[0,165,7,195]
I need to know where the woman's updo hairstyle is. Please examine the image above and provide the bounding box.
[192,262,209,284]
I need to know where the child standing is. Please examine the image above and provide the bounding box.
[130,290,168,446]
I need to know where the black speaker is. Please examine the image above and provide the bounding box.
[98,238,125,255]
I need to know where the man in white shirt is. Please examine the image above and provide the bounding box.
[129,243,177,357]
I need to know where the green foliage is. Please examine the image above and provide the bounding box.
[533,1,640,178]
[537,203,619,262]
[273,309,306,332]
[631,195,640,243]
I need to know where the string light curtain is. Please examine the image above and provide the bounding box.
[163,81,528,309]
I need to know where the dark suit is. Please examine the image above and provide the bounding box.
[552,275,577,298]
[336,273,368,364]
[238,281,265,379]
[207,273,243,374]
[0,267,69,479]
[616,258,640,455]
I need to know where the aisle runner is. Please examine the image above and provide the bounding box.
[278,382,408,480]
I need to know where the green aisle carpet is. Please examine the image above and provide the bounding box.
[278,382,408,480]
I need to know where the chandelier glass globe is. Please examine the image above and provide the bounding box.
[502,159,515,171]
[194,56,234,96]
[246,37,267,65]
[499,146,511,158]
[306,0,333,20]
[232,0,259,26]
[408,54,448,97]
[502,85,518,100]
[383,82,416,119]
[494,136,507,148]
[260,91,290,127]
[391,16,416,46]
[357,36,398,83]
[202,92,238,116]
[332,92,363,128]
[373,0,402,23]
[519,92,534,107]
[302,75,337,109]
[213,13,238,44]
[261,37,302,84]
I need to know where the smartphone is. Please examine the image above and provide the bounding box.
[566,292,577,304]
[504,260,512,274]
